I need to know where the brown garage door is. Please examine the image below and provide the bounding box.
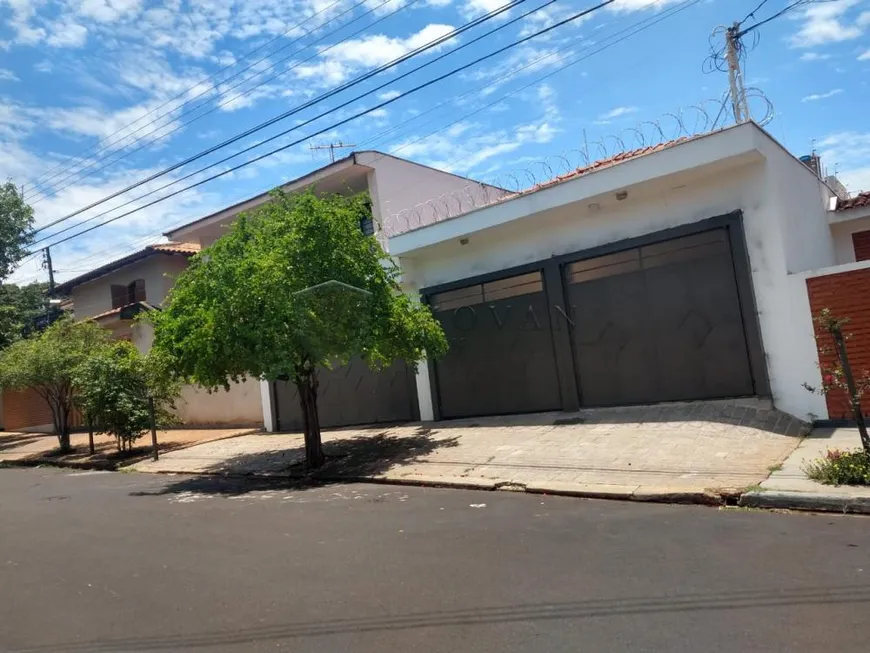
[430,271,562,419]
[565,229,754,406]
[274,358,417,430]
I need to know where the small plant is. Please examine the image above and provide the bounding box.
[803,308,870,454]
[74,342,180,453]
[803,449,870,486]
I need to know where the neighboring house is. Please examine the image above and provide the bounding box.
[829,191,870,263]
[51,242,265,428]
[324,121,870,427]
[49,150,497,431]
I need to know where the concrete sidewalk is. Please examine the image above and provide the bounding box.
[740,427,870,514]
[0,428,258,468]
[131,399,807,504]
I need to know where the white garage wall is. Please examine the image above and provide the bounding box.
[397,129,834,422]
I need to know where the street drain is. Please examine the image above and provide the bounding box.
[494,482,527,492]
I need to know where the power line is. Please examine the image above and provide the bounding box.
[35,0,618,252]
[739,0,771,26]
[31,0,530,239]
[33,0,552,247]
[364,0,703,196]
[26,0,406,205]
[22,0,351,197]
[736,0,816,37]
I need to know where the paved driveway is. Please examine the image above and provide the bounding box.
[132,399,807,496]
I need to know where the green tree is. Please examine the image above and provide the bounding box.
[0,282,49,349]
[151,190,447,468]
[74,342,181,452]
[0,318,110,452]
[0,181,34,280]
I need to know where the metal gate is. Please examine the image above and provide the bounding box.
[565,229,754,406]
[274,358,417,430]
[430,271,562,419]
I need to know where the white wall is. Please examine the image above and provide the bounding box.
[72,254,189,318]
[831,216,870,264]
[397,134,835,422]
[174,379,264,427]
[360,152,504,238]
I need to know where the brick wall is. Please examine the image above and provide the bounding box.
[852,230,870,262]
[806,267,870,419]
[2,388,55,431]
[1,388,83,432]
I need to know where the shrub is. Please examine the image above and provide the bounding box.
[803,449,870,486]
[74,342,180,452]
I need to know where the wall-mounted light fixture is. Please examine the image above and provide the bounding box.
[615,190,628,201]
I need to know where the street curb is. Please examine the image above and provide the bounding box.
[0,457,117,471]
[739,490,870,514]
[123,467,729,506]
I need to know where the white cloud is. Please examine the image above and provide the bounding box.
[34,60,53,73]
[462,0,512,19]
[800,52,831,61]
[0,68,20,82]
[817,131,870,193]
[859,49,870,60]
[801,88,843,102]
[325,23,456,68]
[594,106,638,124]
[790,0,865,48]
[378,90,402,101]
[609,0,683,12]
[45,21,89,48]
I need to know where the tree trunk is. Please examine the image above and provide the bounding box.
[296,371,324,468]
[833,328,870,454]
[57,404,71,453]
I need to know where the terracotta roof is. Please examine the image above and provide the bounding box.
[89,301,157,322]
[837,191,870,211]
[501,138,689,201]
[150,242,201,254]
[53,242,199,295]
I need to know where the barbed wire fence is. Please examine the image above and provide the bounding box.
[381,95,774,239]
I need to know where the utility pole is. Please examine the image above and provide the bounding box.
[724,23,748,123]
[43,247,55,293]
[309,141,355,163]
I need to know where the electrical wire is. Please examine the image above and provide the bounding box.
[362,0,703,198]
[737,0,814,36]
[35,0,617,251]
[27,0,409,205]
[33,0,560,247]
[23,0,351,197]
[30,0,530,237]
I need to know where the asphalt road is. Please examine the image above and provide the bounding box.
[1,468,869,653]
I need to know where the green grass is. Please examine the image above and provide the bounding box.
[767,463,783,473]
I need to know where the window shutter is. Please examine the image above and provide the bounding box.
[129,279,146,303]
[110,285,127,309]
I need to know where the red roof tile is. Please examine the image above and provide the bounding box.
[506,138,689,199]
[837,191,870,211]
[149,242,201,254]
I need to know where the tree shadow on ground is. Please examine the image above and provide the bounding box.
[0,432,47,453]
[130,426,460,497]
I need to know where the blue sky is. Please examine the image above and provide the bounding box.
[2,0,869,284]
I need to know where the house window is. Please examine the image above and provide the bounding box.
[110,279,146,309]
[853,230,870,262]
[359,200,374,237]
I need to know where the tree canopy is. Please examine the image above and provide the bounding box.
[0,282,50,349]
[0,181,34,281]
[152,190,447,466]
[74,341,181,452]
[0,318,111,451]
